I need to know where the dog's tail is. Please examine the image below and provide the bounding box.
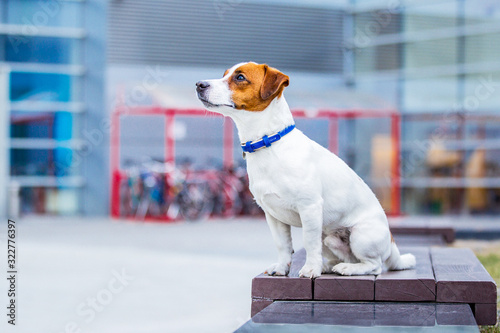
[385,242,416,271]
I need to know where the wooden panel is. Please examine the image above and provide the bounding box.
[251,249,312,301]
[389,219,455,243]
[375,247,435,301]
[473,303,498,326]
[315,274,375,301]
[250,298,273,317]
[432,247,497,303]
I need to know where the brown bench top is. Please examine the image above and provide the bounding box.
[251,246,497,326]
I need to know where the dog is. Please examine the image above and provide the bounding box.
[196,62,415,278]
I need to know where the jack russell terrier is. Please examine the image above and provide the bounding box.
[196,62,415,278]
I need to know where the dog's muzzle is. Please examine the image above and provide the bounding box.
[195,81,234,108]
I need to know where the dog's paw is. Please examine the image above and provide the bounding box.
[299,264,322,279]
[322,260,341,273]
[332,263,355,276]
[332,262,382,276]
[264,262,290,276]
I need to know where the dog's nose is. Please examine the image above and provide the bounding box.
[196,81,210,91]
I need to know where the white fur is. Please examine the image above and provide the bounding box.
[197,62,415,277]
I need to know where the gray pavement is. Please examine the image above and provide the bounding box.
[1,215,499,333]
[0,216,303,333]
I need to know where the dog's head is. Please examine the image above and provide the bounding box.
[196,62,289,114]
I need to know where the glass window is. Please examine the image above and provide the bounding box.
[465,33,500,65]
[11,112,76,139]
[463,72,500,112]
[4,36,81,65]
[401,118,462,178]
[20,187,80,215]
[354,11,401,37]
[464,0,500,24]
[10,72,80,102]
[10,147,81,177]
[403,76,458,112]
[404,2,458,33]
[355,44,400,73]
[4,0,83,28]
[405,38,457,69]
[2,0,85,216]
[355,77,399,104]
[11,112,54,139]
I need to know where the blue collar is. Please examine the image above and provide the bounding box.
[241,124,295,154]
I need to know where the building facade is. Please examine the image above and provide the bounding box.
[1,0,107,216]
[2,0,499,216]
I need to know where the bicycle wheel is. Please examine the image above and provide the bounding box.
[178,182,213,221]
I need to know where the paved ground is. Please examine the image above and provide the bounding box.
[1,215,499,333]
[0,216,303,333]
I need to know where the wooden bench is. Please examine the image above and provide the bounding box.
[250,247,497,326]
[389,219,456,244]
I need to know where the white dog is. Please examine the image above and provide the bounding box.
[196,62,415,278]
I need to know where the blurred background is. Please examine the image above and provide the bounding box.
[1,0,500,218]
[1,1,500,333]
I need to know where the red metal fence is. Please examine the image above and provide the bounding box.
[110,106,401,220]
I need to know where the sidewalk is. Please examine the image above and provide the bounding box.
[1,216,295,333]
[0,215,498,333]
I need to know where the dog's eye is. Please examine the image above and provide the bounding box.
[235,74,245,81]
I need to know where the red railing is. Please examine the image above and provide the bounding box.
[110,106,401,219]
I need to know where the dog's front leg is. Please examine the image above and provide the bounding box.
[298,202,323,278]
[264,213,293,276]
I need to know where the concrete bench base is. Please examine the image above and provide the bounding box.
[251,247,497,326]
[238,301,480,332]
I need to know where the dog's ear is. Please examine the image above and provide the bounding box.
[260,65,289,100]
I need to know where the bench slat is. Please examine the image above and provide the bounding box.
[389,219,455,243]
[314,273,375,301]
[375,247,436,301]
[251,249,312,316]
[431,247,497,303]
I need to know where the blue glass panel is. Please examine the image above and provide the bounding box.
[10,149,53,176]
[6,36,78,64]
[5,0,83,28]
[11,112,53,138]
[10,72,71,102]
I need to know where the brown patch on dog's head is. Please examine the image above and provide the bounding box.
[225,63,289,111]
